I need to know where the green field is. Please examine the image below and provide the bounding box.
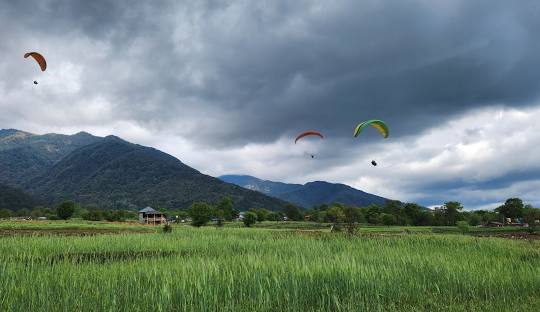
[0,222,538,311]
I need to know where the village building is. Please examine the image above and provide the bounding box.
[138,207,166,225]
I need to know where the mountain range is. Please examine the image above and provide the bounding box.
[0,129,287,211]
[220,175,389,208]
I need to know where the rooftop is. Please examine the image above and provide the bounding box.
[139,206,160,213]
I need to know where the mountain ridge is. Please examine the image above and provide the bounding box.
[0,131,289,211]
[220,175,389,208]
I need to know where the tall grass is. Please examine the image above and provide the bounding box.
[0,227,538,311]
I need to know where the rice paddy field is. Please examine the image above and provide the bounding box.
[0,222,539,311]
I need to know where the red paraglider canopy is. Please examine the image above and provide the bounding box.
[294,131,324,144]
[24,52,47,71]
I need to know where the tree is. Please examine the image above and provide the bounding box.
[381,213,396,226]
[267,212,281,221]
[403,203,423,225]
[416,210,434,226]
[214,208,225,227]
[105,210,126,222]
[283,204,302,221]
[31,207,45,219]
[523,207,540,225]
[83,209,104,221]
[57,201,76,220]
[255,208,270,222]
[343,206,363,234]
[365,204,381,224]
[442,201,463,226]
[496,198,524,219]
[326,206,345,223]
[463,212,481,226]
[188,202,213,227]
[0,208,12,219]
[216,196,234,221]
[16,208,31,217]
[243,211,257,227]
[456,221,469,234]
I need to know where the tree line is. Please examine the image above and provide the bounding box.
[1,197,539,230]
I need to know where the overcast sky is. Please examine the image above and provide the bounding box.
[2,0,540,209]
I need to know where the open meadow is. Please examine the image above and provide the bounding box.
[0,221,539,311]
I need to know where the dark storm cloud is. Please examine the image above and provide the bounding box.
[2,0,540,208]
[4,0,540,147]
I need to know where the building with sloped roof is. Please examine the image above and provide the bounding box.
[138,207,166,225]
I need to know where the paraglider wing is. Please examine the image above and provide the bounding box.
[24,52,47,71]
[353,120,389,138]
[294,131,324,144]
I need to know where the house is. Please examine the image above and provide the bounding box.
[138,207,166,225]
[486,221,504,227]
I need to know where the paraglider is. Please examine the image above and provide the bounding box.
[353,120,389,138]
[371,160,377,166]
[24,52,47,71]
[294,131,324,144]
[295,131,323,159]
[24,52,46,85]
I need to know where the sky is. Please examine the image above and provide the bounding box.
[1,0,540,209]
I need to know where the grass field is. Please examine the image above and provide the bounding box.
[0,221,539,311]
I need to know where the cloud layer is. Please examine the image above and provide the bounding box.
[1,0,540,209]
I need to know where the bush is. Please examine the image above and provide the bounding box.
[0,208,13,219]
[162,223,173,233]
[243,212,257,227]
[381,213,396,226]
[83,209,104,221]
[456,221,469,234]
[188,202,213,227]
[57,201,76,220]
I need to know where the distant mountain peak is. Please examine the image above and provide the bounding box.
[220,174,389,208]
[0,129,34,139]
[0,130,289,210]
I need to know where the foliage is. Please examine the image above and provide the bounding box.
[56,201,76,220]
[282,204,303,221]
[496,198,525,219]
[83,209,104,221]
[0,184,37,211]
[0,208,12,219]
[456,221,469,234]
[243,212,258,227]
[188,202,213,227]
[162,223,173,233]
[216,196,234,221]
[326,206,345,223]
[26,138,288,211]
[266,212,281,221]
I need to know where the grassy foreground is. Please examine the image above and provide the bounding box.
[0,226,539,311]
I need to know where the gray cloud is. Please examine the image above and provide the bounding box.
[1,0,540,208]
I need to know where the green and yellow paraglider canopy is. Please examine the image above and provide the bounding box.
[353,120,389,138]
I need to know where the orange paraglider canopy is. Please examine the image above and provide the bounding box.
[24,52,47,71]
[294,131,324,144]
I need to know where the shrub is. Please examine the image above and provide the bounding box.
[188,202,213,227]
[162,223,173,233]
[0,208,12,219]
[57,201,76,220]
[83,209,104,221]
[456,221,469,234]
[243,212,257,227]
